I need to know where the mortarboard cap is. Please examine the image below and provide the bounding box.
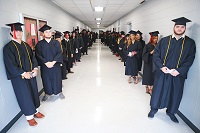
[172,17,191,26]
[6,22,24,31]
[126,34,130,37]
[136,30,143,35]
[120,31,125,35]
[55,30,63,38]
[129,30,137,35]
[39,24,52,32]
[149,31,159,36]
[63,31,70,34]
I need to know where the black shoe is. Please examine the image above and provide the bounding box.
[77,60,81,62]
[148,109,158,118]
[68,71,74,73]
[166,112,179,123]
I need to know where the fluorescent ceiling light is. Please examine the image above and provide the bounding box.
[95,18,102,21]
[94,7,103,12]
[97,22,101,25]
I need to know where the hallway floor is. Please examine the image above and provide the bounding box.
[7,40,194,133]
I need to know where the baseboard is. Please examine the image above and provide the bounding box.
[0,88,44,133]
[177,111,200,133]
[138,72,200,133]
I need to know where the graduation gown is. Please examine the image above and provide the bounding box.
[142,43,155,85]
[62,39,74,70]
[138,39,145,71]
[35,39,63,95]
[60,42,67,79]
[82,34,89,54]
[124,41,142,76]
[3,40,40,116]
[71,37,79,60]
[150,35,196,113]
[119,37,126,61]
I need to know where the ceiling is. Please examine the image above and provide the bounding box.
[52,0,145,29]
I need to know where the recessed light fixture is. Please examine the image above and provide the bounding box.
[97,22,101,25]
[94,7,104,12]
[95,18,102,21]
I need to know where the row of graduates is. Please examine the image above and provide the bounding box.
[3,22,97,126]
[102,17,196,124]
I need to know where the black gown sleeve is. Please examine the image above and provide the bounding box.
[176,39,196,78]
[3,45,25,79]
[35,42,47,65]
[142,44,150,64]
[53,40,63,63]
[153,38,164,71]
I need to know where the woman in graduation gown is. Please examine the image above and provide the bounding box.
[35,24,64,101]
[54,31,67,80]
[124,30,142,84]
[118,31,126,62]
[142,31,159,95]
[3,22,44,126]
[136,30,146,71]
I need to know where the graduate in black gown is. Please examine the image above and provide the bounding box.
[71,31,78,65]
[75,29,84,62]
[62,31,74,73]
[54,31,67,80]
[3,22,44,126]
[142,31,159,95]
[82,29,89,55]
[124,30,142,84]
[118,31,126,62]
[136,30,146,71]
[148,17,196,123]
[35,24,65,102]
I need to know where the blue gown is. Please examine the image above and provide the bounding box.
[3,40,40,116]
[35,39,63,95]
[150,35,196,113]
[124,41,142,76]
[142,43,155,85]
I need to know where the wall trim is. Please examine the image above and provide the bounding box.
[0,88,44,133]
[138,72,200,133]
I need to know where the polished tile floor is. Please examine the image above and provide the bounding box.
[7,40,194,133]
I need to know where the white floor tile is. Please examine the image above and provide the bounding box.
[7,41,194,133]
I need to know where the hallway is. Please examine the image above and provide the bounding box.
[7,40,193,133]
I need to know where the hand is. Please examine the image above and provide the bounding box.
[161,67,170,74]
[170,69,180,77]
[71,54,73,58]
[45,62,54,68]
[131,51,137,56]
[31,69,38,77]
[24,72,32,79]
[150,50,154,54]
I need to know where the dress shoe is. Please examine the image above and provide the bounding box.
[166,112,179,123]
[68,71,74,73]
[27,118,38,126]
[34,112,45,118]
[148,109,158,118]
[42,95,50,102]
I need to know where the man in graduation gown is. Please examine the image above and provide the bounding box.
[148,17,196,123]
[62,31,74,73]
[35,24,64,102]
[3,22,44,126]
[82,29,89,55]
